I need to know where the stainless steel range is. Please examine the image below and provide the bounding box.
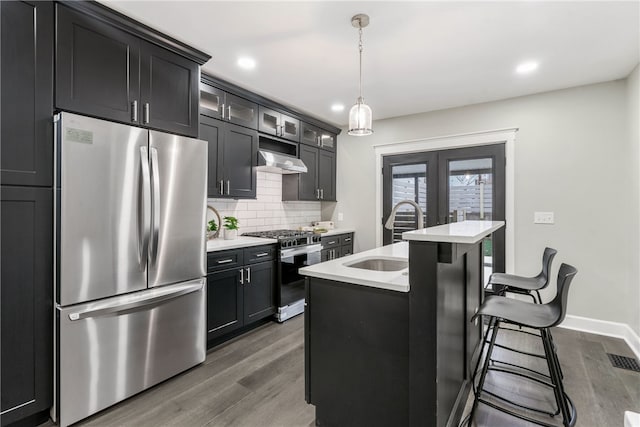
[243,230,321,321]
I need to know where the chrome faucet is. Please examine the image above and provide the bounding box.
[384,199,425,230]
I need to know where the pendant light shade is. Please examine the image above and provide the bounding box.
[348,14,373,136]
[348,98,373,136]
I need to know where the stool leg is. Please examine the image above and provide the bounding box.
[472,316,497,385]
[468,317,501,425]
[541,328,573,426]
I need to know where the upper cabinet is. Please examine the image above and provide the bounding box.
[300,123,336,152]
[200,82,258,130]
[200,115,258,199]
[258,106,300,142]
[1,0,53,187]
[55,3,208,138]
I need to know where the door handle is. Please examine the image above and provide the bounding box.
[226,180,230,195]
[221,103,225,119]
[240,268,244,285]
[68,281,203,321]
[143,103,150,124]
[219,180,224,195]
[131,100,138,122]
[149,147,160,264]
[139,146,151,268]
[246,267,251,284]
[320,189,324,200]
[227,105,232,121]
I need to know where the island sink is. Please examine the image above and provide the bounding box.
[344,257,408,271]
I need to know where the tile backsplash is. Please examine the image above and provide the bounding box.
[207,171,321,234]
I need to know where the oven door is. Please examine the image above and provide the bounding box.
[279,244,322,307]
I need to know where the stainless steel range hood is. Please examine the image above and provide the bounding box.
[257,150,307,174]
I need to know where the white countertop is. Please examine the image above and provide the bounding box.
[299,242,409,293]
[402,220,505,244]
[206,236,278,252]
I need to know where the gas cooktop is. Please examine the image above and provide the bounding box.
[243,229,314,239]
[242,229,321,248]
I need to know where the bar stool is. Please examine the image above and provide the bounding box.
[488,247,557,303]
[466,263,578,427]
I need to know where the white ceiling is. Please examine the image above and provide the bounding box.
[101,1,639,127]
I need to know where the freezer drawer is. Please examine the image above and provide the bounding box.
[56,279,206,427]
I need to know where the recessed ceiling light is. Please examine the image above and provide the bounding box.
[331,103,345,112]
[237,57,256,70]
[516,61,539,74]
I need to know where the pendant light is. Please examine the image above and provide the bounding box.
[348,14,373,136]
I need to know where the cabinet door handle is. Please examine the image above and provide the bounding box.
[227,105,232,121]
[131,100,138,122]
[240,268,244,284]
[219,180,224,195]
[226,180,230,195]
[255,252,270,257]
[217,258,234,264]
[320,189,324,200]
[143,103,150,124]
[246,267,251,283]
[221,103,225,119]
[317,136,320,147]
[344,237,351,242]
[328,240,336,245]
[316,189,320,199]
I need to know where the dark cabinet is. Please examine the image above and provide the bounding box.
[301,122,336,152]
[206,245,276,344]
[140,40,199,137]
[200,116,258,199]
[318,150,336,201]
[1,3,54,425]
[283,146,336,202]
[321,233,353,262]
[56,4,199,137]
[207,268,243,340]
[200,82,258,129]
[243,261,276,324]
[1,186,53,426]
[1,0,53,187]
[258,106,300,142]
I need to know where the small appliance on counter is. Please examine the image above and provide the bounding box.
[313,221,335,230]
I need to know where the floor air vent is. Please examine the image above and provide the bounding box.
[607,353,640,372]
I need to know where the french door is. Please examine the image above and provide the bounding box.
[382,144,505,274]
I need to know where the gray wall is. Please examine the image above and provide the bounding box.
[327,72,639,334]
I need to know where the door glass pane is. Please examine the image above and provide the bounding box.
[230,103,255,124]
[201,91,221,113]
[448,157,494,282]
[284,120,297,136]
[262,111,278,132]
[390,164,427,243]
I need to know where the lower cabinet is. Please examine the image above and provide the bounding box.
[1,186,53,426]
[206,245,276,344]
[321,233,353,262]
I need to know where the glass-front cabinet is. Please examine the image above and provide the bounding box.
[301,122,336,152]
[258,106,299,142]
[200,82,258,129]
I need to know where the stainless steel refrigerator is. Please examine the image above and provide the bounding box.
[52,112,207,426]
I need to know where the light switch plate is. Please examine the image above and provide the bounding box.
[534,211,554,224]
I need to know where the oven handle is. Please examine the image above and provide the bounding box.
[280,244,322,258]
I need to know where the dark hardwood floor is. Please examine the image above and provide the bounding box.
[43,315,638,427]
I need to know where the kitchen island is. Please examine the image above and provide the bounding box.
[300,220,504,427]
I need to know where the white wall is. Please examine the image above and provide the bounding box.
[627,65,639,335]
[330,76,640,334]
[208,171,321,233]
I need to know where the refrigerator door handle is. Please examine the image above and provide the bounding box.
[139,146,151,267]
[68,281,203,321]
[149,147,161,265]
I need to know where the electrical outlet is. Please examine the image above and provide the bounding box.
[534,211,554,224]
[338,212,344,221]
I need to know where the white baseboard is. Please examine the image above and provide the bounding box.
[559,315,640,360]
